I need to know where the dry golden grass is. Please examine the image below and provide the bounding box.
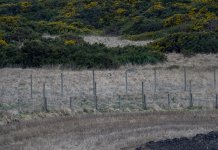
[1,111,218,150]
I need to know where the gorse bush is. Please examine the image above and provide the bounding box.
[0,39,165,68]
[152,32,218,56]
[1,0,217,38]
[0,0,218,69]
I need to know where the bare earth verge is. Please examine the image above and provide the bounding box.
[1,111,218,150]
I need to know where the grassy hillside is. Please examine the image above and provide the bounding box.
[0,0,217,68]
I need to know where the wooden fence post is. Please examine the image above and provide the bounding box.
[125,70,128,95]
[43,97,48,112]
[189,80,192,93]
[118,95,121,110]
[184,67,187,91]
[189,93,193,108]
[43,83,46,98]
[1,85,4,98]
[42,83,48,112]
[142,82,144,101]
[168,93,170,109]
[61,73,63,97]
[143,94,147,110]
[216,94,218,109]
[214,68,216,89]
[95,95,98,110]
[94,82,97,110]
[154,68,157,93]
[70,97,72,109]
[93,70,95,96]
[189,79,193,108]
[30,74,32,99]
[17,99,21,113]
[95,82,97,96]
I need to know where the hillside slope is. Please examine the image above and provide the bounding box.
[0,0,218,68]
[1,0,217,37]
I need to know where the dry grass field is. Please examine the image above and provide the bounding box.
[1,54,218,150]
[1,111,218,150]
[0,53,218,114]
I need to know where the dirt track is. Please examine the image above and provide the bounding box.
[1,111,218,150]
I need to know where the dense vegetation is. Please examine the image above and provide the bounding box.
[0,39,165,68]
[152,32,218,55]
[0,0,217,68]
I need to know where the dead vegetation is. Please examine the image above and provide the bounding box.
[1,111,218,150]
[0,54,218,114]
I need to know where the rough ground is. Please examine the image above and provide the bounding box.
[137,131,218,150]
[0,54,218,116]
[1,111,218,150]
[83,36,153,47]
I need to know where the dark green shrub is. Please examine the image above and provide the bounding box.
[0,39,165,68]
[152,32,218,55]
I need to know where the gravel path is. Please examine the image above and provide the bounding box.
[83,36,153,48]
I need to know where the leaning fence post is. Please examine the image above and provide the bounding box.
[184,67,187,91]
[61,73,63,97]
[30,74,32,99]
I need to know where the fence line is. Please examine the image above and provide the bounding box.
[3,92,217,112]
[1,67,218,113]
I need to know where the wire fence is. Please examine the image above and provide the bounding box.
[0,66,218,113]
